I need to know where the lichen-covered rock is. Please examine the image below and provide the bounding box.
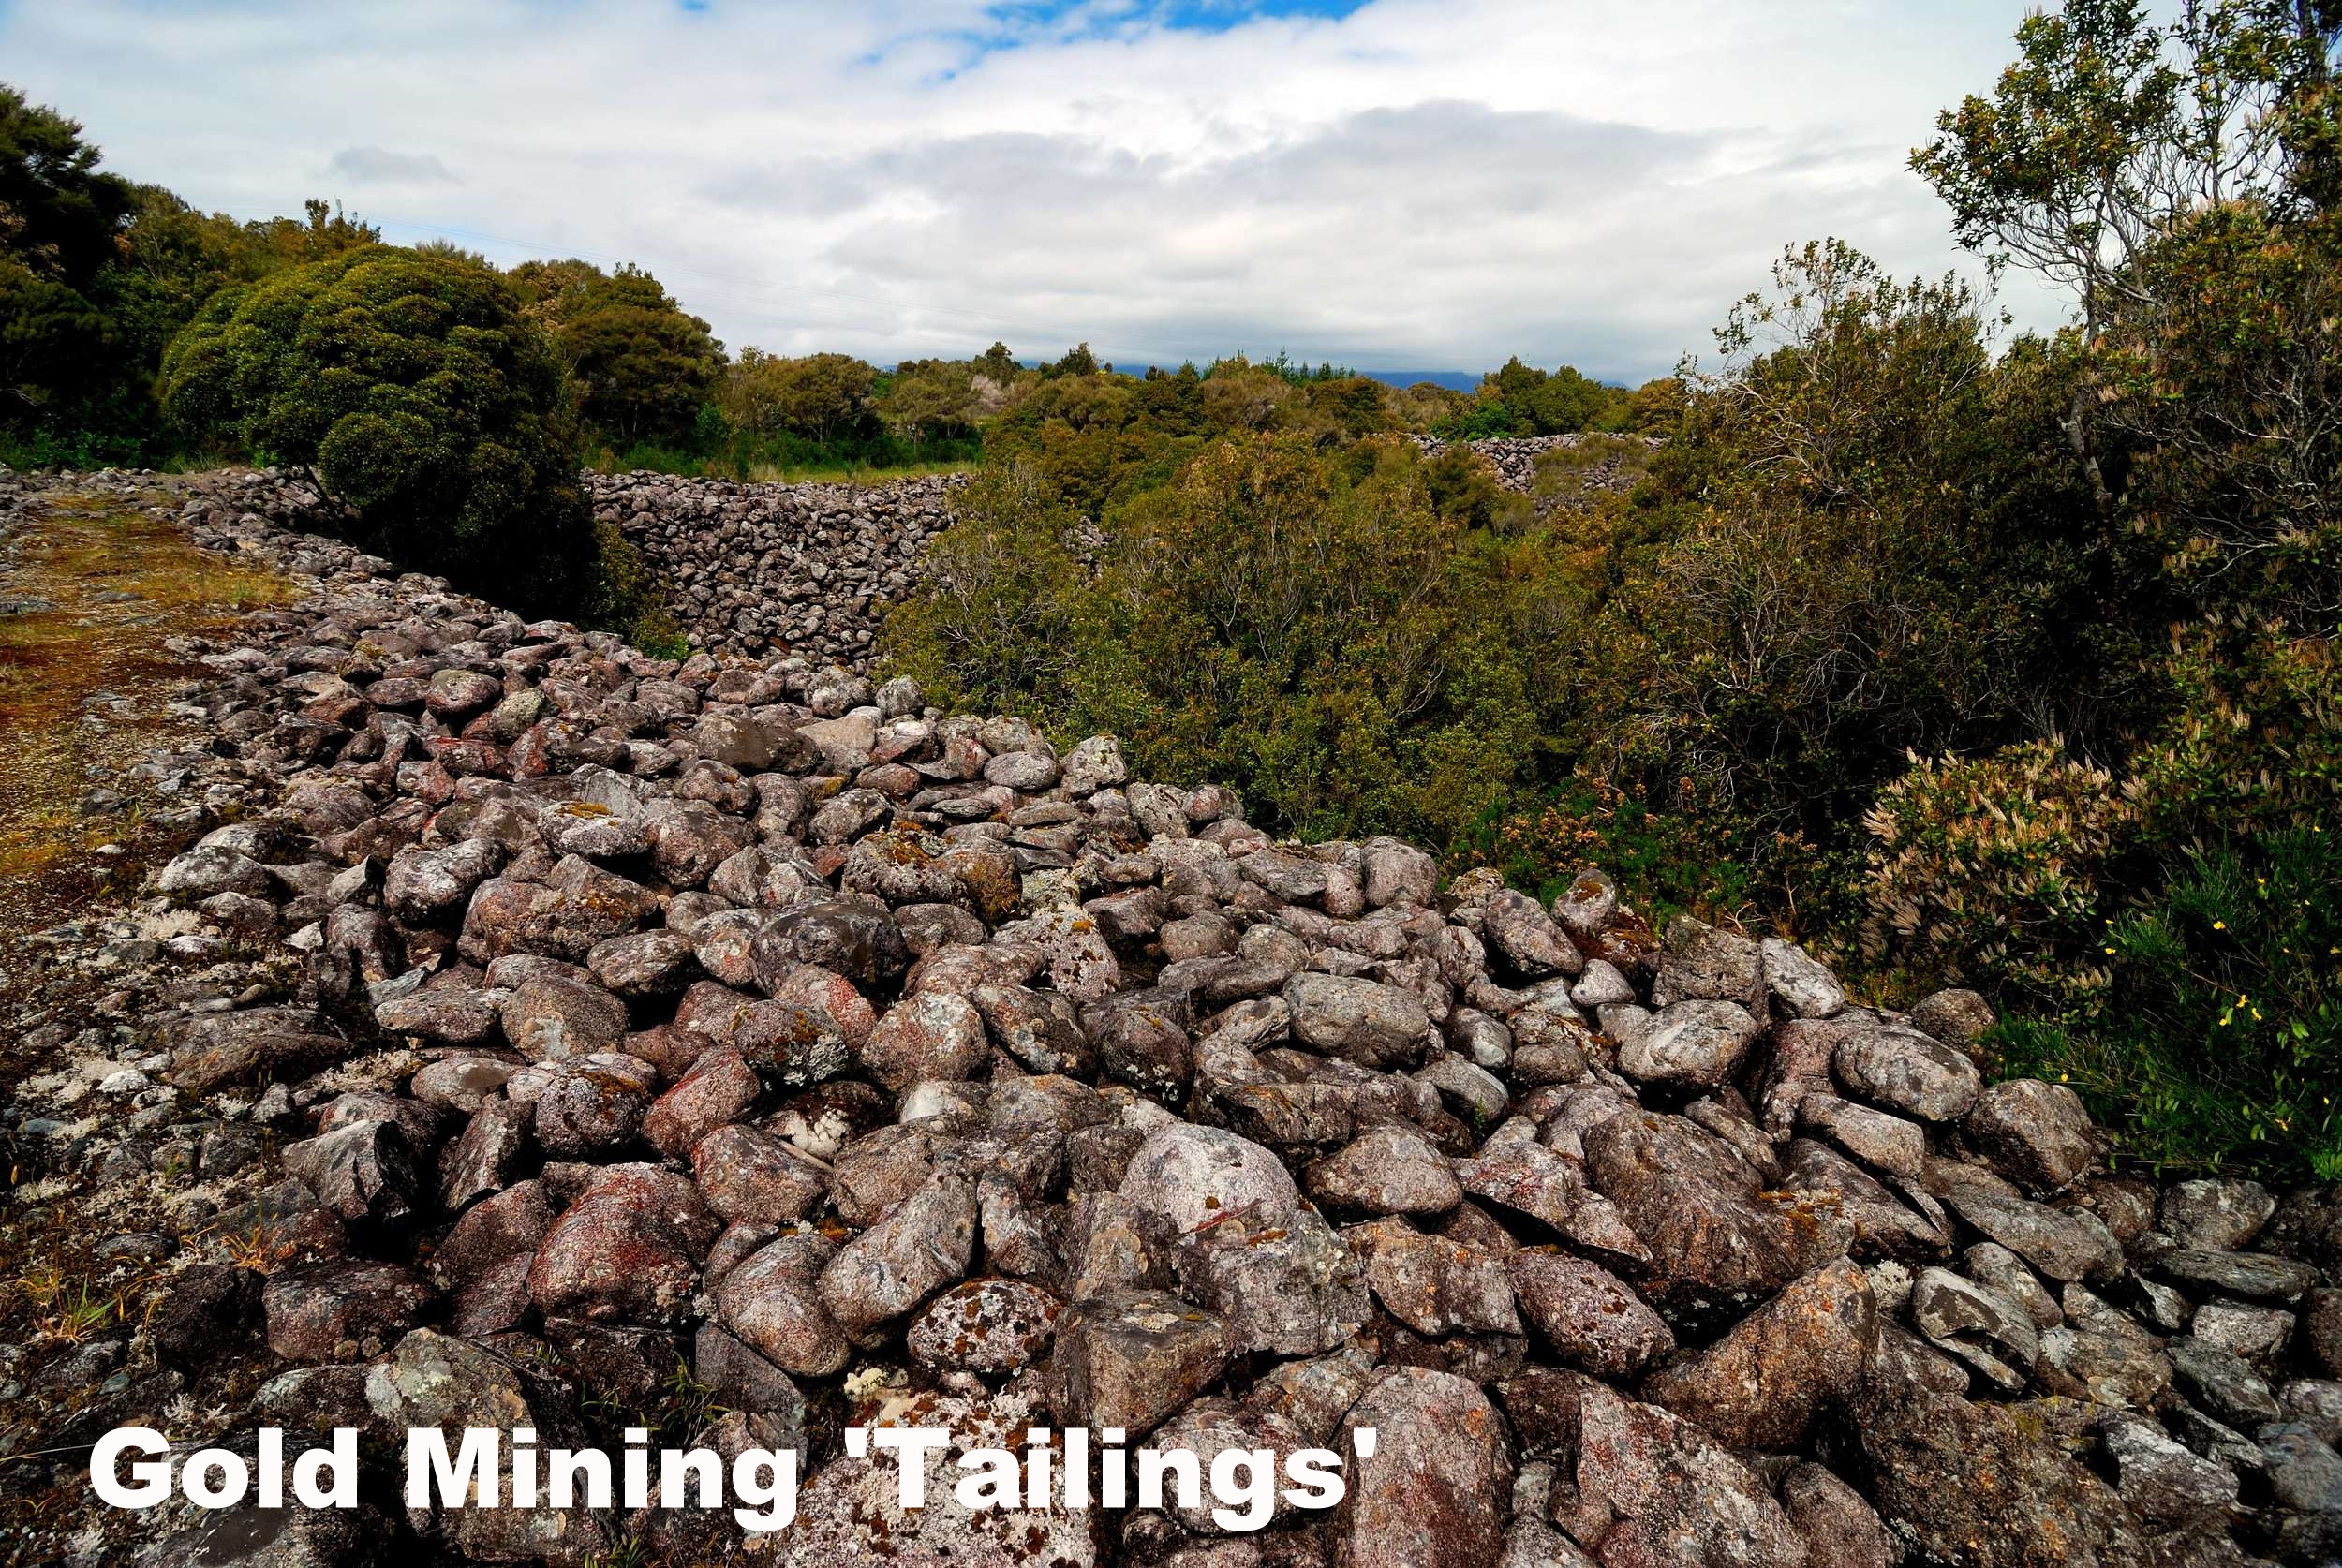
[1338,1367,1513,1568]
[908,1278,1062,1372]
[1859,1386,2147,1567]
[263,1260,434,1361]
[1282,971,1431,1069]
[1054,1289,1229,1438]
[364,1329,613,1563]
[526,1163,715,1324]
[692,1123,827,1223]
[1965,1077,2097,1192]
[818,1175,976,1339]
[1620,1000,1761,1089]
[1306,1124,1461,1216]
[1349,1217,1521,1338]
[714,1232,851,1378]
[1834,1019,1982,1122]
[1508,1249,1674,1377]
[770,1388,1092,1568]
[1119,1122,1301,1237]
[1572,1383,1804,1568]
[858,990,987,1091]
[1643,1256,1876,1447]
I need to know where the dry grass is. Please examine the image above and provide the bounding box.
[0,488,292,937]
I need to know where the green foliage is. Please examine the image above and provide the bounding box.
[978,364,1215,518]
[1566,241,2117,876]
[881,465,1097,715]
[1431,357,1664,439]
[0,79,380,459]
[1993,829,2342,1180]
[882,357,986,442]
[0,84,131,436]
[582,519,689,658]
[1457,775,1806,923]
[1859,740,2137,1002]
[887,434,1564,845]
[976,341,1017,385]
[722,348,879,444]
[158,245,600,616]
[512,259,725,448]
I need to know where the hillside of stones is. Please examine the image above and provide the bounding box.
[3,464,2341,1568]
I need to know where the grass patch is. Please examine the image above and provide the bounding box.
[0,486,292,939]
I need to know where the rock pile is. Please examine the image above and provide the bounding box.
[1416,435,1661,515]
[588,470,964,667]
[7,466,2342,1568]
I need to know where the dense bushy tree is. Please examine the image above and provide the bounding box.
[0,85,131,430]
[886,434,1560,841]
[1045,342,1101,378]
[722,348,878,444]
[510,259,724,448]
[159,245,600,615]
[1846,0,2342,1176]
[975,341,1017,385]
[879,357,985,442]
[0,81,380,458]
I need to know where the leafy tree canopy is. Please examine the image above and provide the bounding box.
[511,259,725,448]
[159,244,598,615]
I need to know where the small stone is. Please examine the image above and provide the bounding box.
[1964,1078,2097,1192]
[1508,1250,1674,1377]
[908,1279,1063,1372]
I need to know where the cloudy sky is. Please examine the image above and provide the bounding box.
[0,0,2072,381]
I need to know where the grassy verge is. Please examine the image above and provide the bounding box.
[0,486,292,937]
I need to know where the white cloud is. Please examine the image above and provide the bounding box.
[0,0,2071,379]
[326,146,460,185]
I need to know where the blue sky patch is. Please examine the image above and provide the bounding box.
[989,0,1372,32]
[863,0,1374,77]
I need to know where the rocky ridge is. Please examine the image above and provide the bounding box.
[4,464,2339,1567]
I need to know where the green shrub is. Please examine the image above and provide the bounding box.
[885,434,1569,845]
[722,349,879,445]
[511,259,724,450]
[1992,829,2342,1180]
[878,464,1098,716]
[158,244,600,617]
[1858,740,2134,1004]
[2132,626,2342,847]
[581,520,689,658]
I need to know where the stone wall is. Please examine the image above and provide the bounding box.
[588,469,965,667]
